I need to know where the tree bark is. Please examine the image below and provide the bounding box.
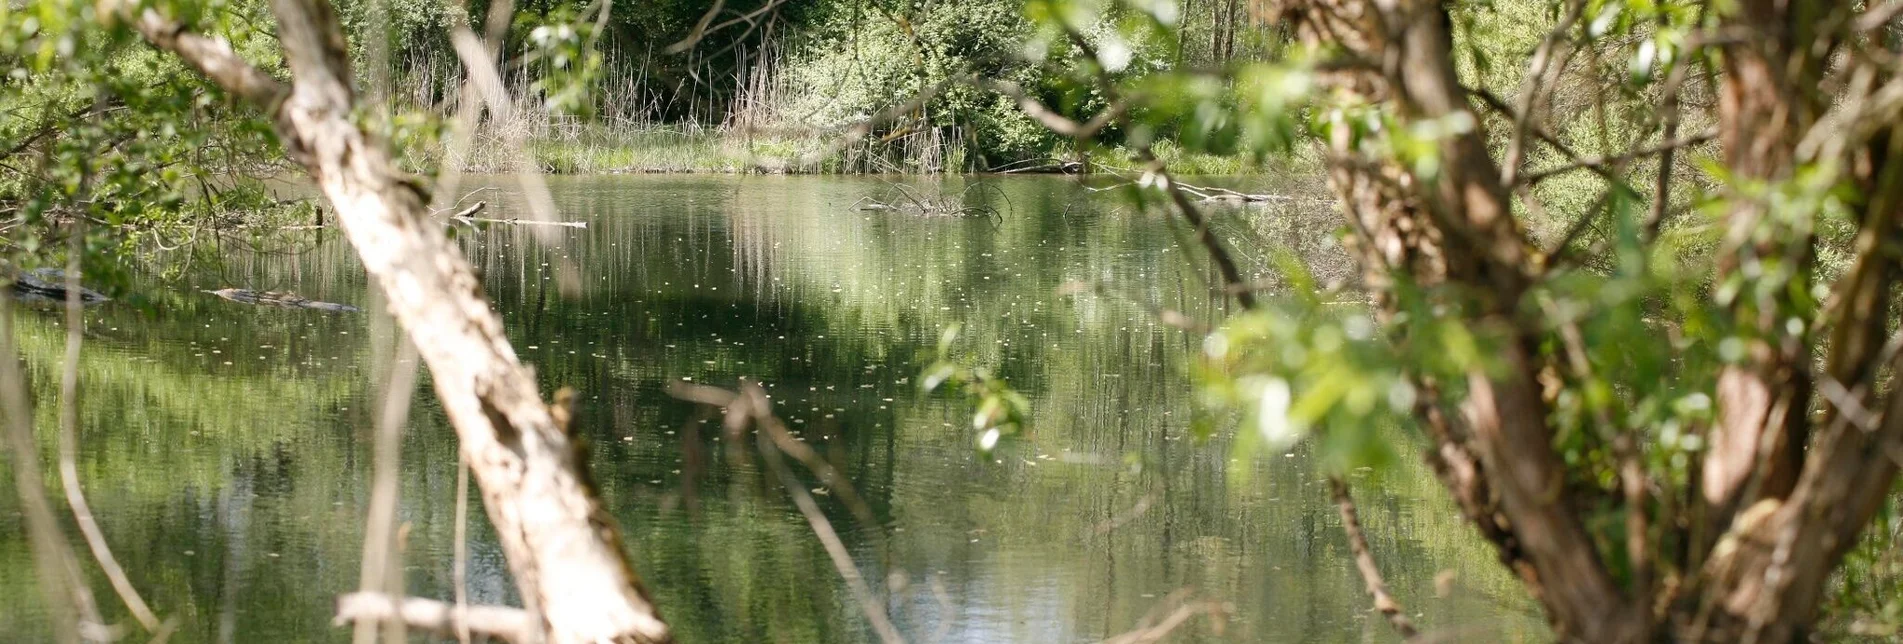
[1699,0,1831,536]
[1286,2,1635,639]
[122,2,670,641]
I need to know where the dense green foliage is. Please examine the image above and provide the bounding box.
[11,0,1903,638]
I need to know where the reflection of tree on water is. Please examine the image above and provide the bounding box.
[0,177,1541,642]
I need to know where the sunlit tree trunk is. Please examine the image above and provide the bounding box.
[120,1,671,641]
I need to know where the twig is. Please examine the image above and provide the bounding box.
[438,201,487,218]
[1042,22,1257,311]
[452,216,588,229]
[334,593,535,644]
[58,227,163,634]
[1330,476,1418,640]
[354,338,419,644]
[1500,0,1589,187]
[672,382,904,643]
[1520,128,1719,185]
[1095,589,1228,644]
[929,575,954,643]
[666,0,792,53]
[453,456,472,644]
[1,291,95,644]
[977,78,1126,140]
[740,386,906,644]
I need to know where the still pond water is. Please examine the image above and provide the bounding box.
[0,176,1544,642]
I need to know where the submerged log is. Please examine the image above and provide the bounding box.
[8,268,108,304]
[206,288,361,312]
[442,201,588,228]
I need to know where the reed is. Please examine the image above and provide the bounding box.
[386,45,978,175]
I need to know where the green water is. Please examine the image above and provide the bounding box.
[0,176,1543,642]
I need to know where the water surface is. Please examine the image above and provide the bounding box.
[0,175,1542,642]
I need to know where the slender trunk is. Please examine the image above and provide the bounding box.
[125,1,671,641]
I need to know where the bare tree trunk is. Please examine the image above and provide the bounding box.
[121,2,670,641]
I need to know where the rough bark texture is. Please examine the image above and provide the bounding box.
[1288,1,1631,639]
[1699,0,1828,535]
[124,2,670,641]
[1280,0,1903,641]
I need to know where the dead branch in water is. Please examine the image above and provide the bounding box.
[1081,176,1292,205]
[854,181,1009,226]
[445,202,589,229]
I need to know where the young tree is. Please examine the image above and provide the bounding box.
[1014,0,1903,640]
[100,0,672,640]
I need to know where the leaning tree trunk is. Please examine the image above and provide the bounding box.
[122,1,671,641]
[1281,0,1903,641]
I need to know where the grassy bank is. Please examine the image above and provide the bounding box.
[449,120,1316,176]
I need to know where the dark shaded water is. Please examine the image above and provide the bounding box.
[0,176,1542,642]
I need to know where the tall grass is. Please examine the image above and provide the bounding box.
[387,44,977,175]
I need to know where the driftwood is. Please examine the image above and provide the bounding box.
[853,182,1009,225]
[446,201,588,229]
[1083,178,1291,205]
[7,268,108,304]
[205,288,361,312]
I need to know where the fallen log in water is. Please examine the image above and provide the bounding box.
[205,288,361,312]
[444,201,588,228]
[454,217,589,229]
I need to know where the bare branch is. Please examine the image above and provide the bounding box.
[734,385,905,644]
[128,0,674,639]
[1,291,96,644]
[1330,477,1418,640]
[119,8,287,108]
[1522,129,1718,186]
[57,228,163,634]
[1096,589,1228,644]
[666,0,793,54]
[979,78,1126,140]
[1500,0,1589,187]
[353,337,418,644]
[335,593,535,644]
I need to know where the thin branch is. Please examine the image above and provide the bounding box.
[1500,0,1589,187]
[1854,1,1903,32]
[978,78,1126,140]
[1096,589,1227,644]
[354,338,418,644]
[58,226,163,634]
[1521,128,1718,185]
[117,6,287,108]
[787,76,965,169]
[666,0,793,54]
[736,385,905,644]
[453,456,472,644]
[1,292,94,644]
[1330,477,1418,640]
[334,593,535,644]
[1037,22,1257,310]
